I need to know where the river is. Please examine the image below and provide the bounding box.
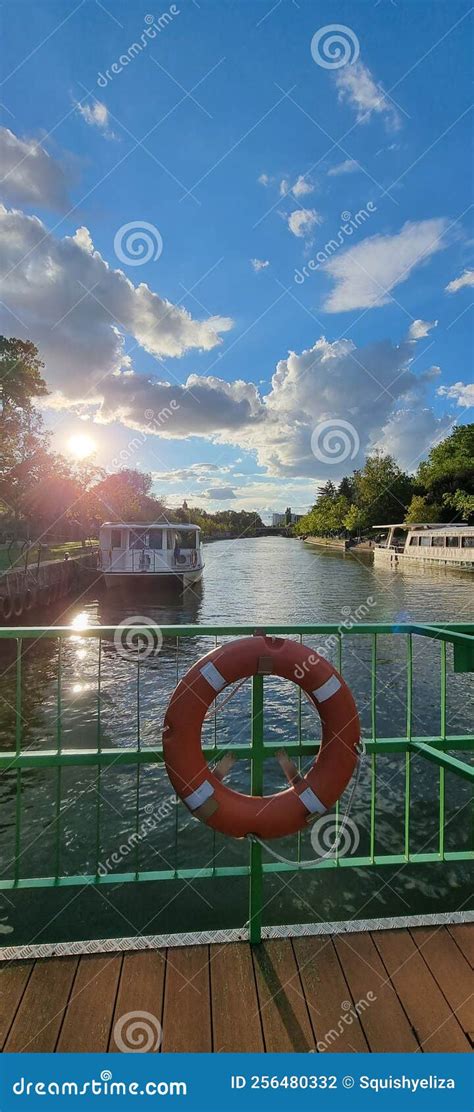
[0,538,472,947]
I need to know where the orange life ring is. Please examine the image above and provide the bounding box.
[163,635,360,840]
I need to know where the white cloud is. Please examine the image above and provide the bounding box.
[291,175,314,197]
[280,175,314,198]
[287,208,322,239]
[437,382,474,408]
[445,268,474,294]
[335,61,401,131]
[258,172,271,186]
[76,99,116,139]
[0,205,233,401]
[251,258,270,272]
[407,319,438,341]
[327,159,360,177]
[323,218,449,312]
[202,486,236,500]
[372,407,453,470]
[0,127,71,209]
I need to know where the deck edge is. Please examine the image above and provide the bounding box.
[1,911,473,961]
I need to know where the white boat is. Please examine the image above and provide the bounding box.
[99,522,205,589]
[373,523,474,569]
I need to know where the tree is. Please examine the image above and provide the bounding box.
[405,495,442,524]
[442,489,474,522]
[0,337,50,527]
[352,453,413,528]
[417,425,474,501]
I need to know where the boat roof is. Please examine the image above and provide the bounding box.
[100,521,201,531]
[373,523,473,530]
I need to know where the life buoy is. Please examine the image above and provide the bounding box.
[163,635,360,840]
[24,589,34,612]
[13,594,23,618]
[1,595,13,621]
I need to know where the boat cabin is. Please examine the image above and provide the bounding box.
[99,522,204,582]
[373,523,474,567]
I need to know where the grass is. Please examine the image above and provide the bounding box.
[0,540,97,572]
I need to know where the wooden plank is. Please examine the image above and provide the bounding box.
[109,950,166,1052]
[0,962,33,1050]
[161,946,212,1052]
[57,954,122,1052]
[448,924,474,968]
[294,936,368,1052]
[211,943,264,1052]
[5,957,78,1053]
[373,929,470,1052]
[252,940,315,1052]
[411,927,474,1042]
[333,933,419,1052]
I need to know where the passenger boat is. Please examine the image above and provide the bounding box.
[373,522,474,569]
[98,521,204,588]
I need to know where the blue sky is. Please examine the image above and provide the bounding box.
[0,0,472,519]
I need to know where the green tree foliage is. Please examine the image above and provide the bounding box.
[416,425,474,503]
[405,495,443,524]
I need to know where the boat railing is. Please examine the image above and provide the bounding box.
[0,621,472,948]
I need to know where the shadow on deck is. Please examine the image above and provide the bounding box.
[0,926,472,1053]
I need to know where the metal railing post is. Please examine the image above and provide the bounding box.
[249,671,264,944]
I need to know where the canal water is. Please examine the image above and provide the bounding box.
[0,538,472,947]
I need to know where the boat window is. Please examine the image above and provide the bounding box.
[431,535,445,546]
[409,536,419,546]
[446,536,460,548]
[180,530,198,549]
[461,536,474,548]
[148,530,163,549]
[130,530,147,549]
[419,536,431,547]
[111,531,122,548]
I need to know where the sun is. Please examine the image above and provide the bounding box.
[67,433,96,460]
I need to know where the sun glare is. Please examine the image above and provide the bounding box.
[67,433,96,460]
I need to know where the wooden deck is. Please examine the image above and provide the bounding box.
[0,926,472,1053]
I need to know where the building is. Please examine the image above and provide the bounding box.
[272,509,303,527]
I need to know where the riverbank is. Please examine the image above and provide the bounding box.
[0,549,98,621]
[303,535,348,551]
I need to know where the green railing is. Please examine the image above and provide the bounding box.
[0,622,472,945]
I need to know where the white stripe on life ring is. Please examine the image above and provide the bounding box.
[200,661,226,692]
[183,780,215,811]
[298,786,326,814]
[312,675,341,703]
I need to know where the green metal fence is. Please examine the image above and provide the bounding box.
[0,622,472,946]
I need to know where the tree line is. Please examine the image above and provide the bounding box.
[0,336,264,542]
[295,427,474,539]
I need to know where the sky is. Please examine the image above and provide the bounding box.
[0,0,472,521]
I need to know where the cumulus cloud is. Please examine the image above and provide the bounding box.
[76,99,115,139]
[280,175,314,198]
[202,486,236,500]
[287,208,322,238]
[0,205,233,400]
[371,406,453,470]
[0,127,71,209]
[251,258,269,272]
[445,268,474,294]
[258,172,271,186]
[335,60,401,131]
[437,382,474,408]
[407,319,438,341]
[323,219,449,313]
[327,159,360,176]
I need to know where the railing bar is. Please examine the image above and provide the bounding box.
[135,648,141,879]
[14,638,22,884]
[441,640,447,739]
[405,633,413,859]
[55,639,62,881]
[249,672,264,944]
[439,766,445,858]
[95,637,102,877]
[174,635,179,873]
[370,633,377,862]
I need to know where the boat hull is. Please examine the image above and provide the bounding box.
[104,567,204,589]
[374,548,473,571]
